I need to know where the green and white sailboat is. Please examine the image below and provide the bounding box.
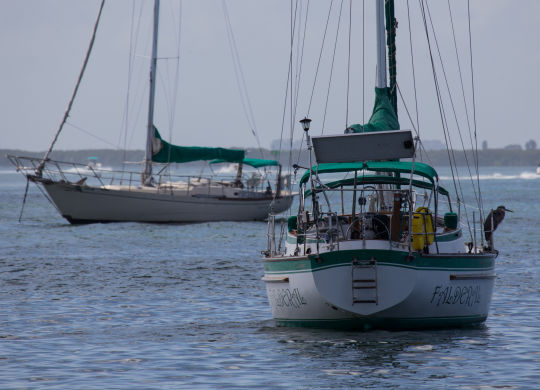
[8,1,293,224]
[262,0,500,329]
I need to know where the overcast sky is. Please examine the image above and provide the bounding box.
[1,0,539,152]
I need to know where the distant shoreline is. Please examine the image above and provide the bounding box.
[2,148,540,168]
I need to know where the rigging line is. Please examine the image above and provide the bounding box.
[122,1,145,177]
[395,85,435,167]
[65,121,121,149]
[406,0,420,135]
[434,70,472,232]
[420,1,473,240]
[224,2,257,131]
[224,8,253,132]
[288,0,301,176]
[420,2,461,174]
[292,1,311,168]
[322,0,346,135]
[447,0,473,150]
[273,0,300,212]
[362,0,365,124]
[292,1,302,118]
[292,0,309,139]
[156,68,176,141]
[36,0,106,176]
[418,1,458,195]
[467,0,484,226]
[127,3,154,152]
[18,177,30,223]
[127,74,151,149]
[223,0,264,158]
[396,82,419,138]
[291,0,305,182]
[120,0,139,172]
[424,2,480,211]
[288,0,300,160]
[278,0,294,158]
[166,0,183,135]
[292,0,310,166]
[32,178,60,211]
[295,3,317,168]
[447,0,482,213]
[419,0,467,218]
[307,0,335,116]
[166,0,183,170]
[276,0,295,191]
[345,0,352,128]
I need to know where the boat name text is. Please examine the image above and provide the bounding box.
[430,285,481,307]
[268,288,307,309]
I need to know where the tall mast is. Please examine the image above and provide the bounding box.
[375,0,387,89]
[143,0,160,185]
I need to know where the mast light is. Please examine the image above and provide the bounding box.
[300,117,312,132]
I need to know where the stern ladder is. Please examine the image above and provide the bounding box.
[352,257,378,304]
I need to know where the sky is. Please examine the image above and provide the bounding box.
[1,0,539,152]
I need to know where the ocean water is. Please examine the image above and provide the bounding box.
[1,166,539,389]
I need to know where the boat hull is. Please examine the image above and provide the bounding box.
[37,179,294,223]
[263,249,496,330]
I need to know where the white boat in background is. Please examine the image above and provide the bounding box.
[86,156,102,170]
[262,0,502,330]
[536,164,540,175]
[8,0,293,224]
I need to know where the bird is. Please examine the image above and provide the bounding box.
[484,206,513,243]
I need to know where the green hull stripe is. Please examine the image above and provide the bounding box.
[273,314,488,330]
[264,249,495,273]
[265,261,494,275]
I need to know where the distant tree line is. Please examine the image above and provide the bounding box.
[2,146,540,168]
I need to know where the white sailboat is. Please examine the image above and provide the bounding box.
[8,1,293,224]
[262,1,502,329]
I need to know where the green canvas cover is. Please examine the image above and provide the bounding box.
[151,128,245,164]
[209,158,279,168]
[304,175,448,198]
[385,0,398,114]
[364,161,438,183]
[300,161,438,186]
[348,87,399,133]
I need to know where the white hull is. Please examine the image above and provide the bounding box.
[38,179,293,223]
[263,248,496,329]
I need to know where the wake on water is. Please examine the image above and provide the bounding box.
[439,171,540,181]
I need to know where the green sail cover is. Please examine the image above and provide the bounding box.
[151,128,245,164]
[348,87,400,133]
[209,158,279,168]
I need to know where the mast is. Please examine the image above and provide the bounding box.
[143,0,160,185]
[375,0,387,89]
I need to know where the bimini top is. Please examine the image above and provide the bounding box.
[304,175,449,198]
[299,161,439,186]
[209,158,279,168]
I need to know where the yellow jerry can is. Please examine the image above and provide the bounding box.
[412,207,434,250]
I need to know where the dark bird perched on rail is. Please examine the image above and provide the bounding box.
[484,206,513,243]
